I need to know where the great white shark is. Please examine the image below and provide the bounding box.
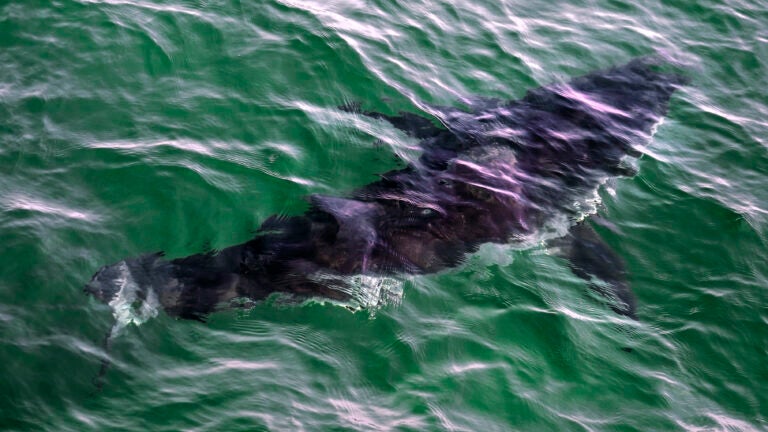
[85,57,686,329]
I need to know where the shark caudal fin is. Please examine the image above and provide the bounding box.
[516,56,687,167]
[549,221,637,320]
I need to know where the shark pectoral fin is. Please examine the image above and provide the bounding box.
[339,102,443,139]
[550,221,638,320]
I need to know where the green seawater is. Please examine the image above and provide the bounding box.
[1,0,767,430]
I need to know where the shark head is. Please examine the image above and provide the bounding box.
[84,253,177,326]
[84,253,166,304]
[85,261,126,305]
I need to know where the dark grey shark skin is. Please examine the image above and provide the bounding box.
[85,57,686,322]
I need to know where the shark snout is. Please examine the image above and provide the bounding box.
[85,252,174,306]
[84,262,126,304]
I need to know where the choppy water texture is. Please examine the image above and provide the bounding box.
[1,0,767,430]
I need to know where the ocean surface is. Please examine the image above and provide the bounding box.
[1,0,767,430]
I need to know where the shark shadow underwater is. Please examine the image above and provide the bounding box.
[86,57,686,332]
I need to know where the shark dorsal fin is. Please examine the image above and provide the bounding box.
[309,195,380,272]
[309,195,379,245]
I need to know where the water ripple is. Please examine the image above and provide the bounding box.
[1,0,767,430]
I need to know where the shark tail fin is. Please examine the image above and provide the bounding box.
[550,221,638,320]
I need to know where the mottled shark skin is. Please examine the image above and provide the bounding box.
[85,57,686,324]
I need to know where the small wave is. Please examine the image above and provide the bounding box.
[3,193,99,222]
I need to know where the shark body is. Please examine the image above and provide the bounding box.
[86,57,686,323]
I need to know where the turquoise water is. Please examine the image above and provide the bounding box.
[1,0,767,430]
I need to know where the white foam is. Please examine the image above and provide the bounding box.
[107,261,160,331]
[309,272,405,312]
[345,274,405,310]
